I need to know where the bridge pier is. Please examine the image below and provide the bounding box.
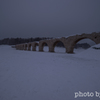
[66,48,74,53]
[49,47,54,52]
[27,43,31,51]
[24,44,27,50]
[32,47,36,51]
[32,42,38,51]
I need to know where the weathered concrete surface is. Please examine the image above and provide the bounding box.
[15,32,100,53]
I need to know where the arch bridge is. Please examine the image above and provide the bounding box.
[15,32,100,53]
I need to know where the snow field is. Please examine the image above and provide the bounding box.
[0,44,100,100]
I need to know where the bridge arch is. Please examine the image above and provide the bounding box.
[32,42,39,51]
[24,44,28,50]
[52,40,66,53]
[27,43,32,51]
[70,37,97,53]
[39,41,49,52]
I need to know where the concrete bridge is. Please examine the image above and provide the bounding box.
[15,32,100,53]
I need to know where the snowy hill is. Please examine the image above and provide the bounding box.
[74,43,100,60]
[0,44,100,100]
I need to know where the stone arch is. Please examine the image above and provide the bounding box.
[24,44,28,50]
[52,40,66,53]
[27,43,32,51]
[39,41,49,52]
[69,37,97,53]
[32,42,39,51]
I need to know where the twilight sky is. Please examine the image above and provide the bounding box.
[0,0,100,39]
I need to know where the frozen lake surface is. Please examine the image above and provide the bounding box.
[0,44,100,100]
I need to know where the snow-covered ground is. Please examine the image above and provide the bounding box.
[0,44,100,100]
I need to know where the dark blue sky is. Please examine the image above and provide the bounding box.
[0,0,100,39]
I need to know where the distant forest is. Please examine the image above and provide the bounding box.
[0,37,52,45]
[0,37,90,49]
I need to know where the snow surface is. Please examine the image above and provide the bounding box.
[0,44,100,100]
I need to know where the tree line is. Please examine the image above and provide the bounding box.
[0,37,52,45]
